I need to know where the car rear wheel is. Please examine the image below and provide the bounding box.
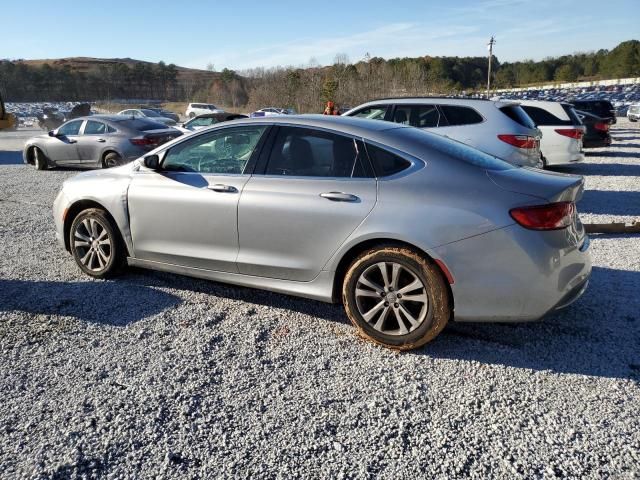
[103,152,122,169]
[343,246,450,350]
[70,209,125,279]
[33,147,48,170]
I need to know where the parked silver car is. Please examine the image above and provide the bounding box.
[53,115,591,349]
[344,98,542,167]
[23,115,182,169]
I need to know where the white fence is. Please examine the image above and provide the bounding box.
[495,77,640,93]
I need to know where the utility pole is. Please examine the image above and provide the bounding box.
[487,36,496,98]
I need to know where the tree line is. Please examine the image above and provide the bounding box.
[1,40,638,111]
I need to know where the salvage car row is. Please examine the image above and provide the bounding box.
[22,97,615,171]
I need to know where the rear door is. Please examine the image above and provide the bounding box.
[76,120,109,164]
[237,126,377,281]
[127,125,269,272]
[46,119,83,164]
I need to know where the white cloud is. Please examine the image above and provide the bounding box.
[185,22,482,70]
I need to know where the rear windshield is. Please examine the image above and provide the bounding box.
[572,101,614,113]
[118,119,168,131]
[499,105,536,129]
[393,127,514,171]
[521,106,572,126]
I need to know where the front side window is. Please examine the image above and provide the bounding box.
[162,126,267,174]
[266,127,371,178]
[439,105,484,126]
[58,120,83,136]
[349,105,388,120]
[84,121,106,135]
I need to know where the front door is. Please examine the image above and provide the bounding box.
[237,126,377,281]
[46,119,83,164]
[127,125,269,272]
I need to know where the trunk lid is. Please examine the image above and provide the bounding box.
[487,167,585,203]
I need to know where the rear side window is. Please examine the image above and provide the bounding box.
[365,143,412,177]
[499,105,536,129]
[84,120,106,135]
[266,127,372,178]
[119,119,167,131]
[521,106,571,126]
[392,105,441,128]
[439,105,483,126]
[349,105,388,120]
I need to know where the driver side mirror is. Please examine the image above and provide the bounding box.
[143,154,160,170]
[48,130,57,137]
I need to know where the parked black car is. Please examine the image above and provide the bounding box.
[575,110,612,148]
[569,100,616,124]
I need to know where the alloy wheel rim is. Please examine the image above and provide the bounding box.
[74,218,112,272]
[354,262,429,336]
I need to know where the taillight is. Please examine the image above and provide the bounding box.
[130,137,159,148]
[510,202,575,230]
[554,128,584,139]
[497,134,537,149]
[594,122,609,132]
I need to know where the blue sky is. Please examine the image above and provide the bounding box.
[3,0,638,70]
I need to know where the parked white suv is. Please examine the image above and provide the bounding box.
[627,104,640,122]
[185,103,224,118]
[518,101,585,167]
[344,98,542,167]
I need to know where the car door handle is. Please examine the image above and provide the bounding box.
[68,139,77,144]
[207,184,238,193]
[96,138,106,143]
[320,192,359,202]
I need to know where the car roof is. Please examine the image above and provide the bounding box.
[191,112,246,119]
[232,114,408,135]
[351,97,518,108]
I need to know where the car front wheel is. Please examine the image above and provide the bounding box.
[343,246,450,350]
[69,209,125,279]
[33,147,48,170]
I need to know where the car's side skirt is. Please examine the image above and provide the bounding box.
[126,257,336,303]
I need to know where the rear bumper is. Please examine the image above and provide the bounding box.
[583,134,612,149]
[433,225,592,322]
[545,151,585,166]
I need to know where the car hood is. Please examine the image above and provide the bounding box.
[65,162,137,185]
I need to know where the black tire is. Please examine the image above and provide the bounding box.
[541,155,548,169]
[103,152,123,169]
[343,246,450,350]
[69,208,126,279]
[33,147,48,170]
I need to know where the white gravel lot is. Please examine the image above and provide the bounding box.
[0,121,639,479]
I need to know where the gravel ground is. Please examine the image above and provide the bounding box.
[0,122,639,479]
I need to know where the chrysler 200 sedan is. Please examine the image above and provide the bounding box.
[53,115,591,350]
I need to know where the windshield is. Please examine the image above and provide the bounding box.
[141,109,162,117]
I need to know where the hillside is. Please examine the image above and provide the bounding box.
[18,56,219,87]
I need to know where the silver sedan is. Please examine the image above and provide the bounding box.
[53,115,591,349]
[24,115,182,169]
